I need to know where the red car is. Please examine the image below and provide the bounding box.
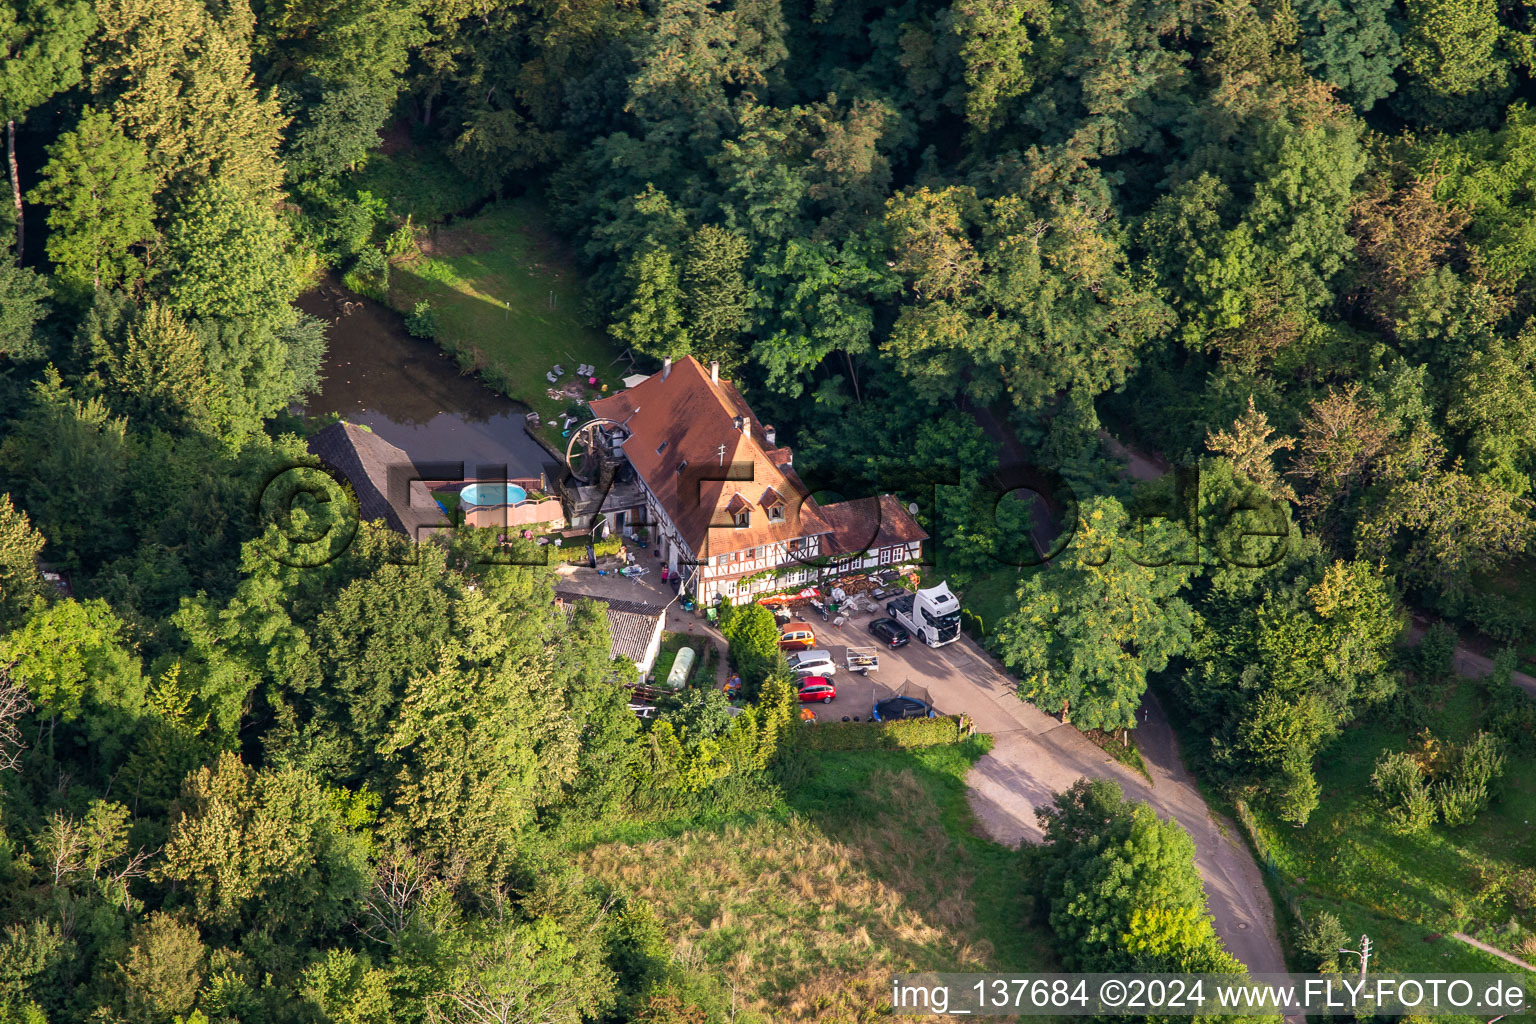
[797,677,836,703]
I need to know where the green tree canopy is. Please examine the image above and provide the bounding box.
[30,107,158,291]
[993,496,1195,731]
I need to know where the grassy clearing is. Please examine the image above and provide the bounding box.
[1239,677,1536,975]
[575,738,1052,1023]
[387,198,624,426]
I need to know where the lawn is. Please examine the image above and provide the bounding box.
[1240,677,1536,978]
[386,198,625,427]
[574,738,1054,1023]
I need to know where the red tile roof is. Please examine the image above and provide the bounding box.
[588,357,926,559]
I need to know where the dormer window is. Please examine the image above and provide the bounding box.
[726,492,751,528]
[761,486,786,522]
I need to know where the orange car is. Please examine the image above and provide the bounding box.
[777,621,817,650]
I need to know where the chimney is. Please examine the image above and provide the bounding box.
[710,360,719,384]
[763,424,776,446]
[662,357,672,381]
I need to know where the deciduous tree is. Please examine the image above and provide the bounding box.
[994,497,1195,731]
[0,0,94,260]
[29,108,158,292]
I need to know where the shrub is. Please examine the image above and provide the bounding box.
[794,715,972,751]
[384,216,416,258]
[1510,867,1536,914]
[1416,623,1457,680]
[405,300,437,339]
[1452,731,1505,792]
[1272,764,1321,827]
[1371,750,1435,834]
[717,602,783,694]
[342,245,388,300]
[1465,592,1535,644]
[1436,779,1490,828]
[1482,659,1536,752]
[961,608,986,638]
[1435,731,1505,826]
[1297,910,1349,972]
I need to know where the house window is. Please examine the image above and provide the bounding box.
[879,546,895,564]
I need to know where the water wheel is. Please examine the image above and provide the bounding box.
[563,417,624,485]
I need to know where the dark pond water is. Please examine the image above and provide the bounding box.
[297,280,552,479]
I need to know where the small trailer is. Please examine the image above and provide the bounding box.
[845,646,880,674]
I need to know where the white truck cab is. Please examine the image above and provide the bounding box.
[886,581,961,647]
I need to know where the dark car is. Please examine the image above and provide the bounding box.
[866,617,910,648]
[872,696,936,721]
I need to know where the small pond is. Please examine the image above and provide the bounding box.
[297,279,551,479]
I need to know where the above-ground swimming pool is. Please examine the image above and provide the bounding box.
[459,482,528,506]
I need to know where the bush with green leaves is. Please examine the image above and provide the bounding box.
[1436,731,1505,826]
[342,246,389,301]
[794,715,973,750]
[717,601,783,694]
[1296,909,1350,973]
[1373,731,1505,831]
[1371,750,1436,833]
[1415,622,1457,680]
[405,300,438,339]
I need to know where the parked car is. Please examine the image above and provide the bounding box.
[797,677,836,703]
[786,649,836,676]
[778,621,817,650]
[866,617,910,648]
[872,696,936,721]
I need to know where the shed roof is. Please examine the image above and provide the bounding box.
[555,590,665,665]
[306,422,447,537]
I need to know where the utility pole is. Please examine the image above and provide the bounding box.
[1337,934,1371,977]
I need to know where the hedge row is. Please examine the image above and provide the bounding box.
[545,535,623,564]
[794,714,974,750]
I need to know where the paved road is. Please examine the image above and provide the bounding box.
[812,613,1288,975]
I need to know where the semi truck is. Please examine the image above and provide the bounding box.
[886,581,962,648]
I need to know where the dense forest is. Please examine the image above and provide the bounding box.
[4,0,1536,1018]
